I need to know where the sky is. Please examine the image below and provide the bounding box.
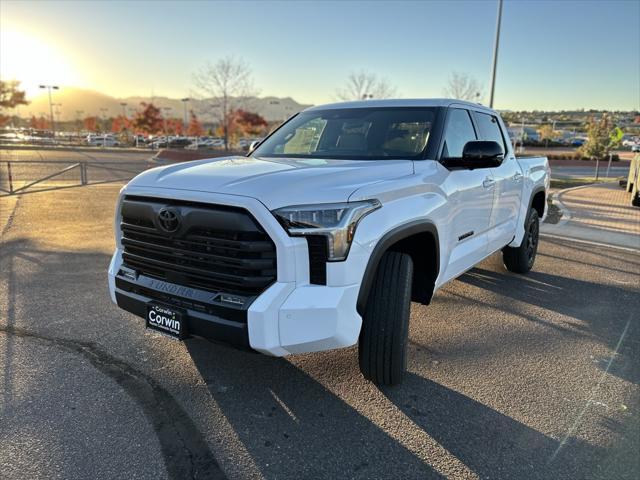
[1,0,639,111]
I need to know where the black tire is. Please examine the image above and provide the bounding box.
[503,208,540,274]
[358,251,413,386]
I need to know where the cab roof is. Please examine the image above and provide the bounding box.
[304,98,496,114]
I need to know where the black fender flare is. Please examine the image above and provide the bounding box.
[528,186,546,216]
[356,220,439,315]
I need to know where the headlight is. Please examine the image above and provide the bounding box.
[273,200,381,261]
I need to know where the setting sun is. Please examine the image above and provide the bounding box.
[0,25,82,99]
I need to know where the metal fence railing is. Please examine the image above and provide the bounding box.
[0,160,150,196]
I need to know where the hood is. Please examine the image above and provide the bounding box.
[128,155,414,209]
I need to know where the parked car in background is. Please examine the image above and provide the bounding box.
[148,137,169,149]
[87,135,119,147]
[149,136,192,149]
[237,137,262,150]
[186,138,225,150]
[0,131,24,144]
[568,137,586,147]
[132,135,147,146]
[627,154,640,207]
[168,137,192,149]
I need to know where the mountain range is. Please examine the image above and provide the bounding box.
[18,87,313,123]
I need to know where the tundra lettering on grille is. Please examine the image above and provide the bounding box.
[120,196,277,297]
[148,278,196,298]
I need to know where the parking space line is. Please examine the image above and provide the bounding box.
[540,233,640,254]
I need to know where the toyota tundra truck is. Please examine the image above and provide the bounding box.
[108,99,549,385]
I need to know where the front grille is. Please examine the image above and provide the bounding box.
[120,196,277,296]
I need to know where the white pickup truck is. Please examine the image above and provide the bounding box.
[108,99,549,385]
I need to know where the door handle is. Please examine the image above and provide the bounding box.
[483,177,495,189]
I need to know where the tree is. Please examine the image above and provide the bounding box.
[165,118,184,135]
[193,56,256,150]
[83,116,99,132]
[336,71,396,101]
[0,80,29,110]
[132,103,164,135]
[111,115,131,133]
[219,109,269,146]
[443,72,483,102]
[538,124,557,147]
[186,111,204,137]
[30,115,49,130]
[578,114,623,160]
[231,109,268,136]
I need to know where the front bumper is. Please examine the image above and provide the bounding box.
[109,250,361,355]
[108,186,364,356]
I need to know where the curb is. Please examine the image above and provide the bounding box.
[543,182,639,252]
[550,182,611,227]
[540,233,639,254]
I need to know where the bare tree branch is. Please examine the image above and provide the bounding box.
[192,56,257,150]
[336,71,397,101]
[443,72,484,103]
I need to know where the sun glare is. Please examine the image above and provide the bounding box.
[0,26,82,99]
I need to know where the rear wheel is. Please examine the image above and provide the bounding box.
[632,190,640,207]
[503,208,539,274]
[358,251,413,386]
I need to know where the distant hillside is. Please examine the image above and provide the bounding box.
[22,87,312,123]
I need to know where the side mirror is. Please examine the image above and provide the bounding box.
[249,140,261,153]
[442,141,504,169]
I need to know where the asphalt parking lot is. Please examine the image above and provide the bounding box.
[1,181,638,480]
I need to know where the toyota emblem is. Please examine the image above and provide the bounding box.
[157,207,181,233]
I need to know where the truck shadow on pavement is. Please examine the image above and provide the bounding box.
[381,373,604,480]
[185,339,445,479]
[457,261,639,385]
[187,337,608,480]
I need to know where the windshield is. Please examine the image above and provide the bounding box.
[253,107,437,160]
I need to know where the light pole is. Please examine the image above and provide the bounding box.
[53,103,62,127]
[518,117,526,153]
[162,107,172,140]
[181,98,190,131]
[39,84,59,135]
[99,108,109,135]
[75,110,84,137]
[488,0,503,108]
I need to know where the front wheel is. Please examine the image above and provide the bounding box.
[503,208,540,274]
[358,251,413,386]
